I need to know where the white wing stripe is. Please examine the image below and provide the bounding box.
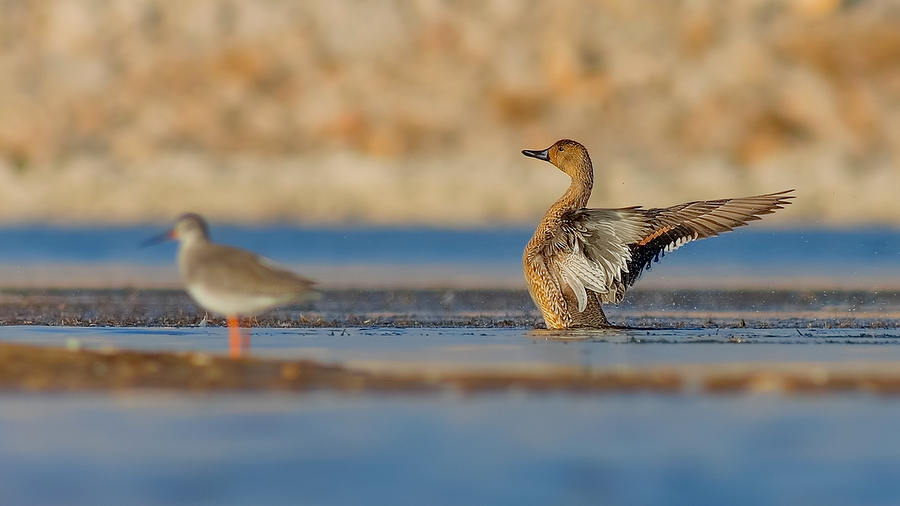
[556,211,649,311]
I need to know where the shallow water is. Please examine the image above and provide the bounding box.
[4,393,900,506]
[0,321,900,505]
[5,325,900,369]
[2,226,900,504]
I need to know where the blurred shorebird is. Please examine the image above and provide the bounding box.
[521,139,794,330]
[145,214,318,357]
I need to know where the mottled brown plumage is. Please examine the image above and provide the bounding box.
[522,139,794,330]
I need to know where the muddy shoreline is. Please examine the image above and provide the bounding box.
[0,288,898,329]
[3,339,900,396]
[2,288,900,395]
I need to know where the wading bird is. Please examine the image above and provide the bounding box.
[522,139,793,330]
[145,214,318,357]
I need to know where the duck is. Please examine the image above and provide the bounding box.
[521,139,793,329]
[144,213,318,357]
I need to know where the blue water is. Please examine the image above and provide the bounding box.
[2,326,900,506]
[0,225,531,265]
[2,393,900,506]
[3,225,900,506]
[1,225,899,274]
[3,325,900,506]
[6,326,900,368]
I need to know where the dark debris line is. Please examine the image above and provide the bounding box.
[0,288,900,328]
[0,288,539,328]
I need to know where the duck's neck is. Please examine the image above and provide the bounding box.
[546,171,593,220]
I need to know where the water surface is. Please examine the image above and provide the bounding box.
[2,226,900,505]
[2,389,900,506]
[0,226,899,288]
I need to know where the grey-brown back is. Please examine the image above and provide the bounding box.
[180,242,316,300]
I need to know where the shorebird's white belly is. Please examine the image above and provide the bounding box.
[186,284,287,317]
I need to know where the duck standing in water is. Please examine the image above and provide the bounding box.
[145,214,318,357]
[521,139,793,329]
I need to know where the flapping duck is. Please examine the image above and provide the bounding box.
[522,139,793,329]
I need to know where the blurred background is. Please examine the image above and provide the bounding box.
[2,6,900,506]
[0,0,897,226]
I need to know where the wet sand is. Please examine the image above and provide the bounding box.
[1,287,899,328]
[0,287,899,396]
[0,288,540,327]
[5,336,900,396]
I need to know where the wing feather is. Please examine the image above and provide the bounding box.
[542,190,793,309]
[623,190,794,289]
[544,208,652,310]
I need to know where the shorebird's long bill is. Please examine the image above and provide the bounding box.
[522,148,550,161]
[140,229,175,247]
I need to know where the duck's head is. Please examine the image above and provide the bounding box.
[522,139,592,180]
[142,213,210,247]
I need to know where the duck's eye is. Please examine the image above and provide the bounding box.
[557,146,564,153]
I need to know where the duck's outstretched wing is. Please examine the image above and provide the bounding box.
[547,208,652,310]
[552,190,794,308]
[622,190,795,291]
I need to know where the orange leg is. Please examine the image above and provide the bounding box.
[227,315,242,359]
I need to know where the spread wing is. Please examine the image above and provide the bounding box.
[549,190,794,308]
[548,208,653,311]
